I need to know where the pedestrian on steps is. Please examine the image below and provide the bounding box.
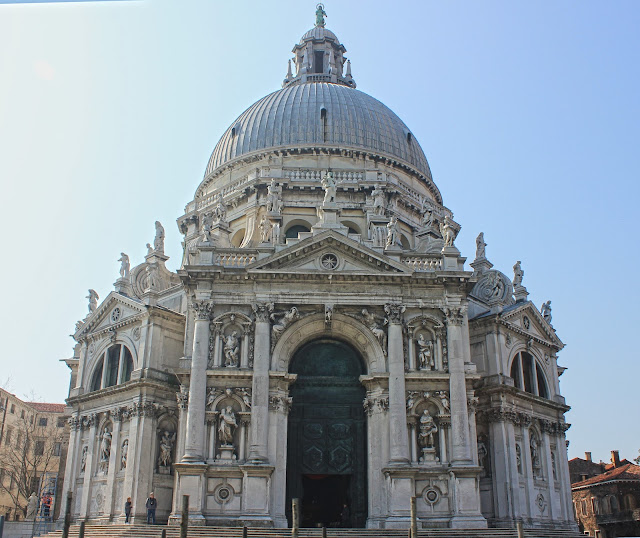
[145,492,157,524]
[124,497,132,523]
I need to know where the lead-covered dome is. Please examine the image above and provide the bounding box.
[205,82,432,180]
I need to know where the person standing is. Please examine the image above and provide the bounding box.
[124,497,132,523]
[145,492,157,524]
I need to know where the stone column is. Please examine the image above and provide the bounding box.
[105,413,122,519]
[385,303,410,464]
[556,428,575,525]
[439,421,449,464]
[207,418,216,461]
[182,301,213,462]
[241,328,250,369]
[248,302,271,462]
[408,333,416,371]
[541,426,559,520]
[79,414,98,519]
[122,407,140,518]
[487,411,521,520]
[212,323,222,368]
[445,306,472,464]
[59,416,81,520]
[435,330,443,371]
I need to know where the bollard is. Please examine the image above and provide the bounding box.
[322,525,326,538]
[180,495,189,538]
[0,514,5,538]
[62,492,72,538]
[78,521,85,538]
[242,526,247,538]
[516,521,524,538]
[291,498,299,538]
[162,529,167,538]
[410,496,417,538]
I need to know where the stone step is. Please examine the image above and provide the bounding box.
[41,525,584,538]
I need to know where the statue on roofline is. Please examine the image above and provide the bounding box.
[315,4,327,28]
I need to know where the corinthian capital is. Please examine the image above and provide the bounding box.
[443,306,466,326]
[384,303,406,324]
[252,302,274,322]
[192,300,214,321]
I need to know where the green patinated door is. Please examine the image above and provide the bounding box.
[286,339,367,528]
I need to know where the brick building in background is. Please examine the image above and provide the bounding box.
[569,451,640,537]
[0,388,70,521]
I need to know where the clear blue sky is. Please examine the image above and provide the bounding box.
[0,1,638,464]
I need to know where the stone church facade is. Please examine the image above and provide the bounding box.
[61,10,577,532]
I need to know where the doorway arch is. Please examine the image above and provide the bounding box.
[286,339,368,528]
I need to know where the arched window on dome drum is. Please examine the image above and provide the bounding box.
[89,344,134,392]
[509,351,549,399]
[285,224,311,239]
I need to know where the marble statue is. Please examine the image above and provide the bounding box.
[223,331,240,367]
[541,301,552,323]
[421,209,434,229]
[439,216,457,247]
[271,221,281,244]
[416,334,434,370]
[237,388,252,408]
[477,440,488,474]
[121,439,128,470]
[418,409,438,448]
[516,443,522,473]
[218,406,237,445]
[80,446,88,473]
[436,391,450,411]
[371,186,386,215]
[513,260,524,287]
[202,211,214,242]
[271,307,299,341]
[475,232,486,259]
[154,221,165,253]
[213,193,227,223]
[118,253,130,279]
[145,265,158,291]
[530,435,540,469]
[488,271,505,299]
[158,431,176,467]
[361,308,387,351]
[87,289,99,314]
[26,493,38,520]
[259,215,272,243]
[321,171,337,204]
[100,426,112,472]
[146,243,153,255]
[267,179,283,214]
[315,3,327,27]
[386,216,399,248]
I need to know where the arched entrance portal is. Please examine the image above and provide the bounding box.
[286,339,367,528]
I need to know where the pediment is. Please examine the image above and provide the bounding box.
[75,292,147,339]
[247,231,413,275]
[499,302,563,349]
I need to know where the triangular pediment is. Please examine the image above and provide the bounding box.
[499,301,563,349]
[247,230,412,275]
[75,292,147,339]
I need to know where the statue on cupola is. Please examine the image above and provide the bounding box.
[315,3,327,27]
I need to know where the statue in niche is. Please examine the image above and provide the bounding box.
[418,409,438,449]
[416,334,435,370]
[100,426,112,472]
[513,260,524,287]
[213,193,227,223]
[321,171,337,205]
[541,300,552,324]
[386,216,399,248]
[218,406,237,445]
[80,446,88,473]
[259,215,272,243]
[551,452,558,480]
[266,179,283,214]
[477,439,489,476]
[371,186,386,215]
[223,331,240,367]
[153,221,165,253]
[361,308,387,351]
[271,307,299,341]
[118,253,130,279]
[530,435,541,472]
[475,232,486,259]
[158,431,176,467]
[439,216,457,247]
[87,289,99,314]
[516,443,522,473]
[121,439,128,470]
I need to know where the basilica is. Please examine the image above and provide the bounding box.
[61,8,577,532]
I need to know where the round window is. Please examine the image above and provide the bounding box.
[111,308,121,323]
[320,253,339,270]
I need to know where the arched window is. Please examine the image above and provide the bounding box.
[285,224,310,239]
[510,351,550,399]
[89,344,134,392]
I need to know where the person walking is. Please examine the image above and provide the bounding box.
[124,497,132,523]
[145,492,157,524]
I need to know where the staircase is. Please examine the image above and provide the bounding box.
[42,524,585,538]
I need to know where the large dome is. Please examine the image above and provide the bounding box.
[204,82,432,180]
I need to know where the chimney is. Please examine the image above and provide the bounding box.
[585,452,592,462]
[611,450,621,467]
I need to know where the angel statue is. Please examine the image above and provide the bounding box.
[271,307,300,341]
[87,289,99,314]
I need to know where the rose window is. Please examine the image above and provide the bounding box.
[320,253,339,270]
